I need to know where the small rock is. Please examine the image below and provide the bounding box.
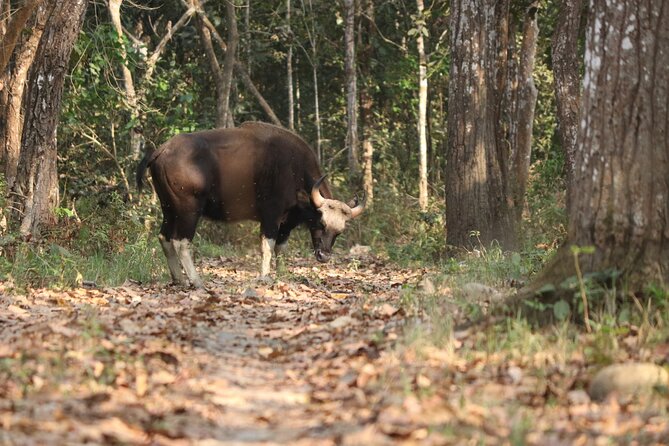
[588,362,669,401]
[507,366,523,385]
[329,315,358,329]
[242,288,260,300]
[567,389,591,405]
[350,244,372,257]
[461,282,502,301]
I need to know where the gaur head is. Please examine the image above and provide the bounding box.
[308,176,365,263]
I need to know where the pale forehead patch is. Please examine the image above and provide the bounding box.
[319,199,351,232]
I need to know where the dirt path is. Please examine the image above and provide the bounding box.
[3,253,669,445]
[1,254,420,445]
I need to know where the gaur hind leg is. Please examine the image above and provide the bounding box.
[159,215,188,285]
[166,206,204,288]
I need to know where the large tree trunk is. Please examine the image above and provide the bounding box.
[552,0,585,216]
[1,3,47,190]
[343,0,360,178]
[445,0,517,250]
[9,0,87,238]
[525,0,669,298]
[416,0,428,211]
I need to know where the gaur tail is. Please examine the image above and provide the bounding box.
[136,142,151,194]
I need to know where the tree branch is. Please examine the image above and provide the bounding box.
[0,0,43,74]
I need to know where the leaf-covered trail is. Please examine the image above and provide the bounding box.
[3,253,669,445]
[1,254,421,445]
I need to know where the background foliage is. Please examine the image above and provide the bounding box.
[2,0,567,287]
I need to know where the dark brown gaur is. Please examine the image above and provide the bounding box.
[136,121,365,288]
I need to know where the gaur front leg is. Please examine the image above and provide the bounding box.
[260,235,276,277]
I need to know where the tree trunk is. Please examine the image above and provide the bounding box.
[107,0,143,158]
[359,0,374,205]
[9,0,87,238]
[552,0,585,216]
[1,3,47,190]
[343,0,360,178]
[193,0,236,128]
[0,0,43,74]
[192,4,279,126]
[220,0,238,127]
[445,0,518,250]
[510,3,539,224]
[194,2,227,127]
[525,0,669,297]
[301,0,322,161]
[416,0,428,210]
[286,0,294,130]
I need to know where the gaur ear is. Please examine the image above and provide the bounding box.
[296,190,310,204]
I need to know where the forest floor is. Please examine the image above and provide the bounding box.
[1,251,668,445]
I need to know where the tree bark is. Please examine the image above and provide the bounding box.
[343,0,360,178]
[526,0,669,297]
[445,0,518,250]
[552,0,585,216]
[416,0,428,210]
[1,3,47,190]
[9,0,87,237]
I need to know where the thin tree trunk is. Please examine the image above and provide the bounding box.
[0,0,42,74]
[194,7,282,127]
[1,3,47,190]
[220,0,238,127]
[194,0,227,127]
[552,0,585,216]
[244,0,251,76]
[108,0,143,157]
[312,62,322,160]
[510,3,539,224]
[301,0,322,160]
[416,0,428,210]
[286,0,294,130]
[359,0,374,205]
[343,0,360,178]
[10,0,87,237]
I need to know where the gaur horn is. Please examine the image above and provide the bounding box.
[350,191,366,219]
[311,175,327,208]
